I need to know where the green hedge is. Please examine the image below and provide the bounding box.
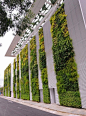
[17,54,20,99]
[20,44,30,100]
[38,28,50,103]
[4,64,11,97]
[13,59,16,98]
[50,4,81,108]
[30,36,40,102]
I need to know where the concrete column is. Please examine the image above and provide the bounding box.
[50,88,55,104]
[15,57,17,98]
[28,42,32,100]
[11,61,14,98]
[19,53,21,98]
[35,32,43,102]
[43,20,60,105]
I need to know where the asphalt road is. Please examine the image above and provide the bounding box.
[0,97,60,116]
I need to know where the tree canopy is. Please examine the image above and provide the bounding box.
[0,2,12,36]
[0,0,34,37]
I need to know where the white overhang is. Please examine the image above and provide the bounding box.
[5,35,21,57]
[5,0,46,57]
[5,0,63,57]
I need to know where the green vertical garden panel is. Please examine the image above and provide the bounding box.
[4,69,8,96]
[50,4,81,108]
[4,64,11,97]
[8,64,11,97]
[13,59,16,98]
[30,36,40,102]
[38,28,50,103]
[17,54,20,99]
[20,44,30,100]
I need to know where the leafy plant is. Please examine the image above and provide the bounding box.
[20,44,30,100]
[17,54,20,99]
[4,64,11,97]
[30,36,40,102]
[59,91,81,108]
[50,4,81,108]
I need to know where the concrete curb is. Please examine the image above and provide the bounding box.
[0,96,86,116]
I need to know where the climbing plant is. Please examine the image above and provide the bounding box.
[30,36,40,102]
[17,54,20,99]
[13,59,16,98]
[38,28,50,103]
[50,4,81,108]
[20,44,30,100]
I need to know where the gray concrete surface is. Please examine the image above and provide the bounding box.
[0,96,86,116]
[0,97,60,116]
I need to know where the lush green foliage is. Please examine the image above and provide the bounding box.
[20,44,30,100]
[50,4,81,108]
[4,69,8,96]
[0,0,34,36]
[39,28,50,103]
[13,59,16,98]
[0,2,12,36]
[30,36,40,102]
[0,0,57,37]
[59,91,81,108]
[4,64,11,97]
[8,64,11,97]
[0,0,36,37]
[17,54,20,99]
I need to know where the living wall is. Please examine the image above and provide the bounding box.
[13,59,16,98]
[30,36,40,102]
[8,64,11,97]
[50,4,81,108]
[4,69,8,96]
[38,28,50,103]
[4,64,11,97]
[20,44,30,100]
[17,54,20,98]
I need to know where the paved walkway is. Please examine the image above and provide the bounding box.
[0,96,86,116]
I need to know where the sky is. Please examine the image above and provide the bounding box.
[0,30,15,87]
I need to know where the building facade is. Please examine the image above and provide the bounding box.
[3,0,86,109]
